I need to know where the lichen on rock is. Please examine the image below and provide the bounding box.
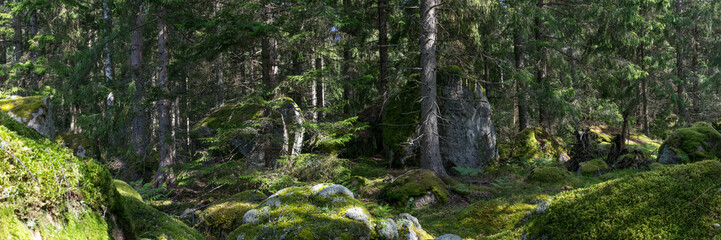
[0,95,56,139]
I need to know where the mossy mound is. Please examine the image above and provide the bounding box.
[526,166,570,184]
[196,190,267,239]
[114,179,204,240]
[0,111,130,239]
[0,95,56,138]
[526,160,721,239]
[511,127,567,164]
[577,158,609,176]
[226,184,377,240]
[382,169,450,208]
[657,122,721,164]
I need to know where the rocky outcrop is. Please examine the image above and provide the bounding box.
[383,67,498,170]
[657,122,721,164]
[437,66,498,169]
[194,96,304,168]
[0,95,56,139]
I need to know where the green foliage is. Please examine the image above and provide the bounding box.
[510,127,567,165]
[578,158,610,176]
[196,190,267,240]
[305,116,369,154]
[658,122,721,163]
[526,160,721,239]
[129,180,172,202]
[452,166,484,176]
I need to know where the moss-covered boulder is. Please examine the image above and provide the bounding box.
[577,158,609,176]
[113,179,204,240]
[226,184,376,240]
[657,122,721,164]
[0,111,131,239]
[195,190,267,239]
[57,132,97,158]
[511,127,568,164]
[526,160,721,239]
[382,169,450,208]
[0,95,56,139]
[195,96,304,168]
[526,166,570,184]
[383,78,422,168]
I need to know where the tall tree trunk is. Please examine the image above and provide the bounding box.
[378,0,389,153]
[342,0,355,113]
[420,0,447,178]
[29,9,39,91]
[103,0,113,82]
[261,4,278,97]
[153,6,173,185]
[0,0,6,84]
[12,5,22,91]
[535,0,548,130]
[639,41,649,136]
[313,56,325,121]
[513,31,529,132]
[675,0,686,125]
[130,1,148,157]
[213,2,224,106]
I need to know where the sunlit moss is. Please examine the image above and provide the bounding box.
[382,169,450,207]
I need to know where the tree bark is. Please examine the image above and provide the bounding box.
[313,56,325,121]
[29,9,39,91]
[378,0,389,153]
[420,0,447,178]
[675,0,686,125]
[261,3,278,96]
[153,6,174,185]
[534,0,548,130]
[513,31,529,132]
[130,1,148,157]
[343,0,355,113]
[0,1,6,84]
[103,0,113,82]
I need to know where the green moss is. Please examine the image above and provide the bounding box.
[588,126,613,143]
[526,160,721,239]
[382,169,450,207]
[418,199,535,239]
[56,132,96,158]
[578,158,609,176]
[0,96,47,122]
[511,127,567,164]
[113,180,143,202]
[196,190,267,239]
[527,166,570,183]
[115,181,204,240]
[658,122,721,163]
[0,207,33,240]
[383,79,421,166]
[226,185,374,240]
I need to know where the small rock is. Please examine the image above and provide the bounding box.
[316,184,354,199]
[376,218,399,240]
[263,197,281,208]
[344,207,369,222]
[714,223,721,228]
[242,209,259,224]
[435,234,462,240]
[410,191,437,209]
[396,213,422,230]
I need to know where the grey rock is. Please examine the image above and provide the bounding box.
[435,234,462,240]
[311,183,332,194]
[242,206,270,224]
[344,207,369,222]
[263,197,281,208]
[714,223,721,229]
[410,191,437,209]
[657,145,682,164]
[4,96,56,139]
[376,218,399,240]
[396,213,422,230]
[315,184,354,199]
[438,69,497,169]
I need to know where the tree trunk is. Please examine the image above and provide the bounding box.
[29,10,39,91]
[513,31,529,132]
[130,1,148,157]
[213,2,224,106]
[675,0,686,125]
[639,41,649,136]
[343,0,355,113]
[535,0,548,130]
[420,0,447,178]
[153,6,174,185]
[314,56,325,121]
[378,0,389,154]
[103,0,113,82]
[261,4,278,97]
[0,0,6,84]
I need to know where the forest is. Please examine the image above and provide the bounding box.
[1,0,721,239]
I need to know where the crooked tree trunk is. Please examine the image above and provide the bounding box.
[513,31,529,132]
[130,1,148,157]
[420,0,447,178]
[153,6,174,185]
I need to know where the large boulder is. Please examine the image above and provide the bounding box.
[0,95,56,139]
[0,111,132,239]
[383,67,498,170]
[194,96,304,168]
[381,169,450,209]
[437,66,498,169]
[657,122,721,164]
